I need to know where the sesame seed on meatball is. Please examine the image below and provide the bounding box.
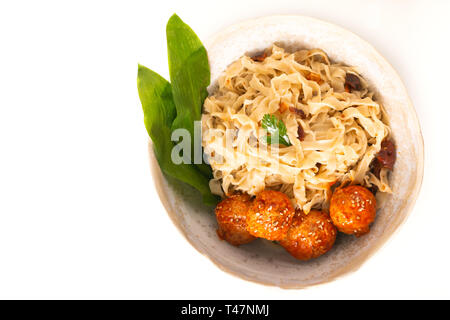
[215,194,256,246]
[329,185,376,237]
[246,190,295,241]
[280,210,337,260]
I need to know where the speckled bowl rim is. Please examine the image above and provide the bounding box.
[147,15,424,289]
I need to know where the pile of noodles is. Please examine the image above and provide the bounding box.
[201,45,392,213]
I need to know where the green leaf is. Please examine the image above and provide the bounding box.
[137,64,219,205]
[261,114,292,146]
[166,14,212,178]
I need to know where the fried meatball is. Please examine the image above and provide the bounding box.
[215,194,256,246]
[280,210,337,260]
[246,190,295,241]
[330,185,377,236]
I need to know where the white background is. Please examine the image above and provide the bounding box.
[0,0,449,299]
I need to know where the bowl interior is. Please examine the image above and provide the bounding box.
[150,15,424,288]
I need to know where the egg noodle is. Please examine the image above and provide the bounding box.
[202,45,392,213]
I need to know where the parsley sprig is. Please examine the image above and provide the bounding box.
[261,114,292,146]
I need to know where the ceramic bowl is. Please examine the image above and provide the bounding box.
[149,15,424,288]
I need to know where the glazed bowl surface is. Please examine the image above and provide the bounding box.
[149,15,424,288]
